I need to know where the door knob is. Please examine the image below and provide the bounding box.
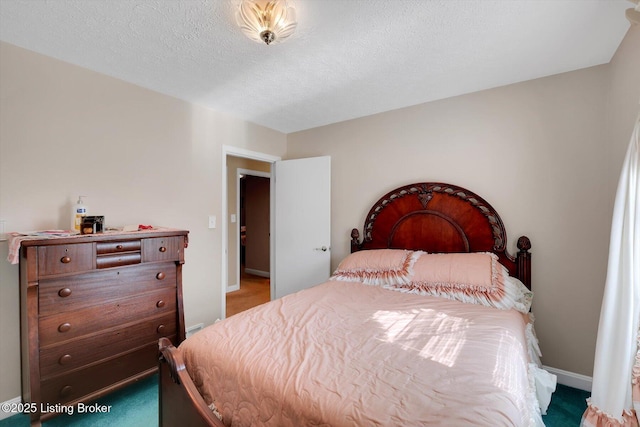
[314,246,329,252]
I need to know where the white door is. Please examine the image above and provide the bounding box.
[273,156,331,299]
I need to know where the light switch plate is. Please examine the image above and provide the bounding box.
[230,214,237,223]
[208,215,216,229]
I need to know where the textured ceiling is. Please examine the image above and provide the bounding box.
[0,0,632,133]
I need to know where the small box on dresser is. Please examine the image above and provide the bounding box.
[18,229,188,426]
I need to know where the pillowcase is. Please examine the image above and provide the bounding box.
[385,252,533,313]
[331,249,422,286]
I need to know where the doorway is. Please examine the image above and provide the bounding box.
[223,149,279,319]
[227,168,270,316]
[221,146,331,320]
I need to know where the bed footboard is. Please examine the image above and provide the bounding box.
[158,338,225,427]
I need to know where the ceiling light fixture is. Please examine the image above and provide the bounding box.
[236,0,297,45]
[627,0,640,24]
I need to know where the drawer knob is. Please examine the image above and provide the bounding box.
[60,256,71,264]
[157,324,166,334]
[58,288,72,298]
[59,354,72,365]
[60,385,73,397]
[156,300,166,308]
[159,246,167,253]
[58,323,72,333]
[156,272,166,280]
[116,244,123,250]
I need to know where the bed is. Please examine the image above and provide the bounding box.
[158,182,554,427]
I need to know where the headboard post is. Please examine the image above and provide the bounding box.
[516,236,532,290]
[350,229,361,253]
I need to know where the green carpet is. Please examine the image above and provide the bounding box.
[0,378,588,426]
[542,384,591,426]
[0,375,158,427]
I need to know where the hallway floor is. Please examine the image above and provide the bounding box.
[226,268,270,316]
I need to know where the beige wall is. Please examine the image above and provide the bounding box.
[0,42,287,402]
[287,27,640,377]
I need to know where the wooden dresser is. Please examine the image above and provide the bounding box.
[18,229,188,426]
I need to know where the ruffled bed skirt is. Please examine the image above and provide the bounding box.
[582,402,639,427]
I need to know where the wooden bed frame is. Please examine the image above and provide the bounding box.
[158,182,532,427]
[350,182,531,289]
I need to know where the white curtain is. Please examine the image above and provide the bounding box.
[582,114,640,427]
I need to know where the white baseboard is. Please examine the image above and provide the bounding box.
[0,396,21,421]
[226,283,240,293]
[186,323,204,338]
[543,365,592,392]
[244,268,269,278]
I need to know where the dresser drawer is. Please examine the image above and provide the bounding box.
[96,252,141,268]
[39,263,177,316]
[40,313,177,379]
[96,240,141,255]
[96,240,142,268]
[142,236,183,262]
[39,288,177,347]
[37,244,93,276]
[40,341,173,405]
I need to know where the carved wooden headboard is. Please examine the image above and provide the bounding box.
[350,182,532,289]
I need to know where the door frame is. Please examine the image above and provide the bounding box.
[221,145,280,320]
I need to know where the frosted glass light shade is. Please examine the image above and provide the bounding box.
[236,0,297,45]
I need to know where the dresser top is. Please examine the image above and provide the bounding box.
[17,228,188,247]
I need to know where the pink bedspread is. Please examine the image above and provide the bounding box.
[180,280,541,426]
